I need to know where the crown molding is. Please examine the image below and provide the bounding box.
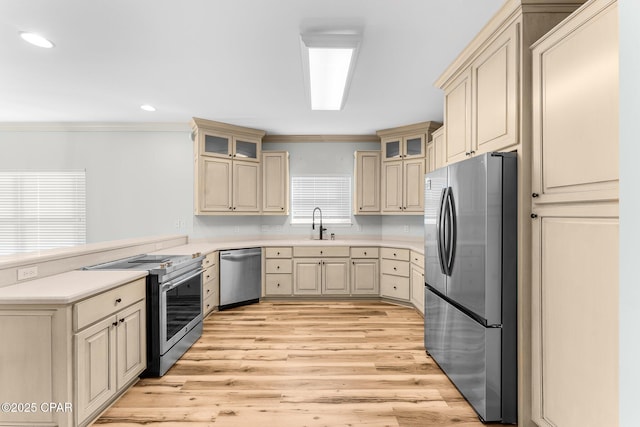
[263,134,379,143]
[0,122,191,132]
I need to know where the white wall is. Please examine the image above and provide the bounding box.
[0,129,194,243]
[619,1,639,425]
[1,131,425,244]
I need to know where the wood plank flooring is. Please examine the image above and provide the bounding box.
[94,301,503,427]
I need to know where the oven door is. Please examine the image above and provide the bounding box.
[159,268,203,355]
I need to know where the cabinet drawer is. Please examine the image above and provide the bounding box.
[380,274,410,300]
[202,251,218,269]
[411,251,424,267]
[265,247,292,258]
[265,274,293,295]
[381,259,410,277]
[203,292,217,316]
[203,265,217,284]
[380,247,410,261]
[266,259,292,274]
[350,247,379,258]
[293,246,349,258]
[74,278,146,332]
[203,277,217,299]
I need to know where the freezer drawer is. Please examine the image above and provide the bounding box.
[424,288,503,422]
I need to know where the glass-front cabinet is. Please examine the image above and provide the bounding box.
[382,133,426,161]
[199,128,260,162]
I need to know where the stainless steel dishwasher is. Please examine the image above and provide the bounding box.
[219,247,262,310]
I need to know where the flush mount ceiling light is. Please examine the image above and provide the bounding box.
[300,32,361,111]
[19,32,55,48]
[140,104,156,112]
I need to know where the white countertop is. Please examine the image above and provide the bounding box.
[149,238,424,256]
[0,270,148,305]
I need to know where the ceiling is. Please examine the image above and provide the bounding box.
[0,0,504,135]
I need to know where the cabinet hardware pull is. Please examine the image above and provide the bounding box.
[228,153,232,157]
[207,289,210,293]
[320,250,323,254]
[393,253,396,257]
[276,266,280,269]
[119,318,125,324]
[277,252,280,255]
[531,213,538,219]
[465,152,470,156]
[115,298,122,304]
[352,261,355,265]
[112,321,118,327]
[393,286,397,289]
[393,267,397,270]
[532,193,539,198]
[277,283,280,287]
[364,252,367,255]
[470,150,475,155]
[228,206,232,210]
[281,207,284,210]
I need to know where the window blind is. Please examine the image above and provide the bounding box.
[291,175,351,224]
[0,170,86,255]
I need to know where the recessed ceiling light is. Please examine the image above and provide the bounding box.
[140,104,156,112]
[19,32,55,49]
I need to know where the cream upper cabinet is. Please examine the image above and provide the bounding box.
[431,126,446,171]
[382,134,425,161]
[377,122,440,215]
[532,0,618,204]
[353,150,380,214]
[444,68,473,164]
[192,117,265,215]
[426,142,435,173]
[473,22,518,154]
[262,151,289,214]
[530,1,619,427]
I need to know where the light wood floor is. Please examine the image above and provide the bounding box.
[94,301,502,427]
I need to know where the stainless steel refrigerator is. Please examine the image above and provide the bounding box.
[424,152,517,424]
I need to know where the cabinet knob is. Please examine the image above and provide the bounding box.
[470,150,475,155]
[399,207,402,210]
[207,289,210,293]
[532,193,539,198]
[228,206,233,210]
[281,207,284,210]
[277,252,280,255]
[277,283,280,287]
[393,286,397,290]
[233,207,236,210]
[364,252,367,255]
[352,261,355,265]
[115,298,122,304]
[119,318,125,324]
[276,266,280,269]
[393,267,397,271]
[320,250,323,254]
[465,152,470,156]
[112,321,118,327]
[228,153,232,157]
[359,207,362,210]
[393,253,397,257]
[531,213,538,219]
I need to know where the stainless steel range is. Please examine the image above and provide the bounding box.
[84,253,204,376]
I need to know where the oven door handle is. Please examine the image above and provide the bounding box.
[160,269,203,292]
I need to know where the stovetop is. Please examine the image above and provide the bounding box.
[83,253,204,278]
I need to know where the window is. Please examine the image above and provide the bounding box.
[0,170,86,255]
[291,175,351,225]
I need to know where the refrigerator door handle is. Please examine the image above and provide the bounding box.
[436,187,448,275]
[445,187,457,274]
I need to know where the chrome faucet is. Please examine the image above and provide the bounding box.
[312,207,327,240]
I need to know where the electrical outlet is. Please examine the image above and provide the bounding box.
[404,225,410,233]
[234,226,240,233]
[17,266,38,281]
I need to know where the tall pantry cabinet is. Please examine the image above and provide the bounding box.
[530,1,619,426]
[433,1,585,425]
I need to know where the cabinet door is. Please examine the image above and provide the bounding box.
[382,137,402,161]
[532,2,618,204]
[474,22,518,154]
[434,129,446,170]
[233,160,260,212]
[322,258,350,294]
[532,215,618,427]
[410,265,425,314]
[403,134,425,159]
[116,301,146,389]
[381,161,403,213]
[200,131,232,158]
[76,316,117,424]
[354,151,380,214]
[444,68,472,164]
[403,159,425,213]
[232,136,260,162]
[201,158,232,212]
[351,259,379,295]
[262,151,289,214]
[293,259,322,295]
[426,142,435,173]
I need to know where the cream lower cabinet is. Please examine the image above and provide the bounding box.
[350,247,379,295]
[265,247,293,296]
[293,247,350,296]
[409,251,424,314]
[379,248,410,301]
[202,251,220,316]
[531,2,619,426]
[0,277,146,427]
